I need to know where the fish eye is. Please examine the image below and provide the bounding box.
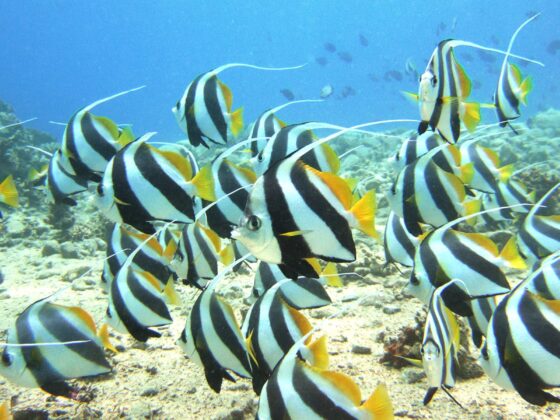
[257,152,264,163]
[246,215,262,231]
[431,76,438,86]
[410,272,420,286]
[106,307,113,318]
[97,183,104,196]
[1,350,13,367]
[180,329,187,343]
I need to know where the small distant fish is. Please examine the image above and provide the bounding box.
[315,56,328,66]
[337,51,353,63]
[340,85,356,98]
[359,33,369,46]
[384,70,403,82]
[367,73,379,82]
[280,89,295,100]
[0,299,113,399]
[436,21,447,36]
[546,40,560,55]
[517,183,560,265]
[0,175,18,210]
[320,84,334,98]
[324,42,336,53]
[404,58,418,81]
[477,49,497,63]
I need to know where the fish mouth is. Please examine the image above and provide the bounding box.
[230,229,241,240]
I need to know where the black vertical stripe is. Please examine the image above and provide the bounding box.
[519,292,560,358]
[261,367,288,419]
[400,164,424,236]
[134,144,195,221]
[289,162,355,261]
[185,76,208,148]
[424,161,461,224]
[269,126,292,168]
[418,232,448,287]
[194,224,218,279]
[216,160,248,210]
[80,112,118,161]
[126,270,171,320]
[204,75,228,143]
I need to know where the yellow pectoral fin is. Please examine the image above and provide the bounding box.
[114,196,131,206]
[401,91,419,103]
[279,230,312,237]
[245,330,259,366]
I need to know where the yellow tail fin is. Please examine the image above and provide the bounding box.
[499,236,527,270]
[463,198,481,226]
[459,162,474,184]
[321,262,343,287]
[361,384,394,420]
[98,323,117,353]
[497,163,514,183]
[350,190,378,239]
[219,243,235,266]
[230,107,244,137]
[190,165,216,201]
[0,175,18,207]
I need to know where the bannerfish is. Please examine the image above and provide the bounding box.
[494,14,541,130]
[524,251,560,299]
[459,139,513,193]
[383,211,421,267]
[101,223,177,294]
[171,221,233,289]
[257,334,393,419]
[517,182,560,265]
[409,223,525,305]
[387,144,479,236]
[233,158,377,278]
[0,299,113,399]
[97,133,214,233]
[61,87,142,181]
[324,42,336,53]
[479,177,534,223]
[178,257,252,393]
[337,51,353,63]
[248,99,322,157]
[242,280,313,394]
[251,260,335,309]
[389,131,446,171]
[0,175,18,210]
[252,122,341,177]
[202,149,257,239]
[359,33,369,47]
[280,89,295,101]
[46,149,88,206]
[479,281,560,406]
[315,57,328,66]
[420,282,461,406]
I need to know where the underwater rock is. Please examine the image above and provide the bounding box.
[351,344,372,355]
[60,242,80,259]
[41,240,61,256]
[401,367,425,384]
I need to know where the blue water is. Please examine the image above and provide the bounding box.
[2,0,559,141]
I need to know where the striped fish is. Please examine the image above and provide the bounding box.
[0,299,113,399]
[409,222,526,304]
[524,251,560,299]
[202,154,257,239]
[494,15,540,129]
[97,133,214,233]
[517,182,560,265]
[251,261,333,309]
[45,149,88,206]
[0,175,18,210]
[383,211,421,267]
[101,223,176,294]
[172,65,244,148]
[242,280,313,394]
[480,279,560,405]
[459,139,513,193]
[61,87,142,181]
[421,282,461,406]
[257,334,393,419]
[389,131,446,171]
[407,39,481,143]
[252,122,340,177]
[479,178,534,223]
[171,221,233,289]
[233,158,378,278]
[464,296,497,348]
[178,256,252,393]
[387,144,479,236]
